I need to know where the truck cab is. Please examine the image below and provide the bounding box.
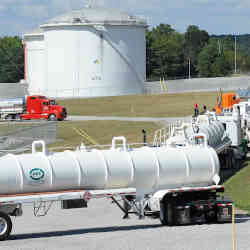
[21,95,67,121]
[215,92,240,114]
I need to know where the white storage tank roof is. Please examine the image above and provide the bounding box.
[23,7,147,98]
[43,7,146,26]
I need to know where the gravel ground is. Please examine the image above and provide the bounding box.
[1,199,250,250]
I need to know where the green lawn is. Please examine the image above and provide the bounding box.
[57,92,219,117]
[224,159,250,212]
[49,120,160,150]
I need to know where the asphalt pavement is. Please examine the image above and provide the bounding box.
[1,200,250,250]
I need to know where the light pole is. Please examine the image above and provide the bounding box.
[188,58,191,79]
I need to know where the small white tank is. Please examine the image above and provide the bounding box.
[0,140,220,195]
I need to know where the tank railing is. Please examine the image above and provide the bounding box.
[195,112,217,127]
[44,17,147,26]
[153,121,187,147]
[153,127,169,147]
[153,122,211,148]
[172,121,189,137]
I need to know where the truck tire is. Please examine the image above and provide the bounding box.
[48,114,57,121]
[166,202,174,226]
[160,198,175,226]
[5,115,12,121]
[205,210,217,223]
[160,201,167,225]
[0,212,12,241]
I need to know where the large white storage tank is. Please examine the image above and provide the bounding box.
[23,7,147,98]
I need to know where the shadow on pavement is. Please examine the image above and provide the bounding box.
[10,214,250,241]
[10,224,162,241]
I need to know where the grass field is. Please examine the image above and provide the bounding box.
[224,159,250,212]
[57,92,219,117]
[49,120,160,150]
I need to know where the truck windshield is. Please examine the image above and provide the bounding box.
[50,100,56,105]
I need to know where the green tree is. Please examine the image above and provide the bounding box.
[197,38,231,77]
[184,25,209,76]
[146,24,185,79]
[0,36,24,83]
[146,30,155,79]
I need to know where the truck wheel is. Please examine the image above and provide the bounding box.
[166,202,174,226]
[160,199,175,226]
[48,114,57,121]
[160,201,167,225]
[15,114,22,121]
[205,210,217,223]
[0,212,12,241]
[5,115,12,121]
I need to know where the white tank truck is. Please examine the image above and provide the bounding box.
[220,102,250,149]
[214,105,247,168]
[154,107,246,170]
[0,133,232,241]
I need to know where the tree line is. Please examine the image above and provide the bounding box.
[0,36,24,83]
[146,24,250,80]
[0,26,250,83]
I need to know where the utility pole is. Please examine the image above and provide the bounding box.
[234,36,237,74]
[188,59,191,79]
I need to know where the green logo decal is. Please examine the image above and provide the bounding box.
[29,168,45,181]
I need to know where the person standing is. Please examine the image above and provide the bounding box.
[194,103,199,117]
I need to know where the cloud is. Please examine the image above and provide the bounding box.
[0,0,250,36]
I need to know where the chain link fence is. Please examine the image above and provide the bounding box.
[0,121,57,157]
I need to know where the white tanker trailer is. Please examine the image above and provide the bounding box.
[0,135,232,241]
[154,109,245,170]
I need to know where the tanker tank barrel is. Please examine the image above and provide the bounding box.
[0,136,220,197]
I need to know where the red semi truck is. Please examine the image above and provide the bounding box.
[0,95,67,121]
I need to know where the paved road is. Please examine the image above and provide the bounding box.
[2,200,250,250]
[0,116,191,124]
[68,115,192,123]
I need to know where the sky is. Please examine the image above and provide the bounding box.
[0,0,250,37]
